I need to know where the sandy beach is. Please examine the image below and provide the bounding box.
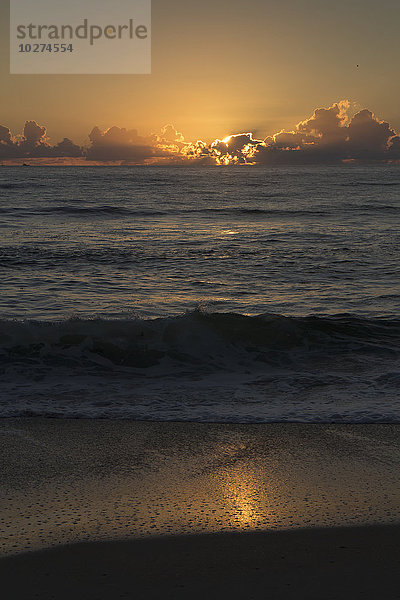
[1,420,400,598]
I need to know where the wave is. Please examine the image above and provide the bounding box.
[1,203,398,219]
[1,311,400,422]
[1,311,399,366]
[195,208,328,217]
[342,181,400,187]
[33,206,329,218]
[41,205,169,216]
[0,206,170,218]
[0,183,30,190]
[0,181,48,191]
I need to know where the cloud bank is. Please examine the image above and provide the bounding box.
[0,120,82,160]
[1,101,400,165]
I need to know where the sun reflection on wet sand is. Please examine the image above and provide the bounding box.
[2,421,400,556]
[222,465,267,528]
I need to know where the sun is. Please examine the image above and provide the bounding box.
[222,135,232,144]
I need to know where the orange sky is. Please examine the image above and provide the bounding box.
[1,0,400,146]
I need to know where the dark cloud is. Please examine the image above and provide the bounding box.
[53,138,83,158]
[297,101,349,148]
[88,125,152,147]
[0,120,83,160]
[86,125,160,162]
[389,135,400,157]
[0,125,12,145]
[347,109,396,158]
[23,120,47,145]
[87,143,156,162]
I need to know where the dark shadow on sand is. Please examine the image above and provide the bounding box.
[1,524,400,599]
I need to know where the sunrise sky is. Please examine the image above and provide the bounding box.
[1,0,400,160]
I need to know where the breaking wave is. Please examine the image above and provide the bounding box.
[1,311,400,422]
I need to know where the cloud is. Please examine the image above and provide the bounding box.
[86,125,163,162]
[0,125,12,145]
[177,101,400,165]
[85,123,190,162]
[347,109,396,157]
[23,120,47,145]
[53,138,84,158]
[1,102,399,164]
[0,120,83,160]
[389,135,400,155]
[158,124,184,144]
[88,125,148,147]
[296,100,350,146]
[249,101,400,164]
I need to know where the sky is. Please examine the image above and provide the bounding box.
[1,0,400,161]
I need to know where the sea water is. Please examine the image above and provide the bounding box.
[1,164,399,421]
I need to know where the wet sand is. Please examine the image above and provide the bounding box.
[1,420,400,598]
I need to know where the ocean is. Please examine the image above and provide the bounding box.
[1,164,399,422]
